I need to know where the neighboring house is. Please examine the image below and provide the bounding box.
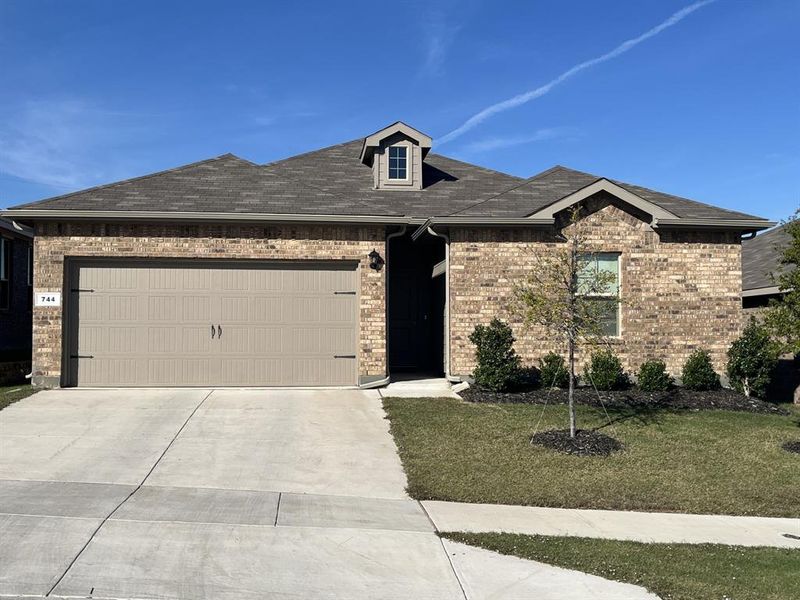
[742,223,790,311]
[1,122,774,389]
[0,217,33,384]
[742,223,798,403]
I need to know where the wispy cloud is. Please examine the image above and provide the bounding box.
[462,127,581,153]
[420,10,461,77]
[0,99,150,191]
[438,0,716,145]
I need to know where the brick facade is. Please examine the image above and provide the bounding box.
[449,198,743,378]
[32,222,386,387]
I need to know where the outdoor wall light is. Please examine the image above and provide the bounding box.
[368,249,384,271]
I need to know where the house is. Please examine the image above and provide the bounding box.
[1,122,774,389]
[742,223,798,402]
[742,223,790,312]
[0,217,33,384]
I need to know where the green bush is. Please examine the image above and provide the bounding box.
[585,349,630,390]
[539,352,569,388]
[469,319,521,392]
[727,319,778,398]
[636,359,673,392]
[681,349,721,391]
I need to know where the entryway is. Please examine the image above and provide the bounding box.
[387,230,446,378]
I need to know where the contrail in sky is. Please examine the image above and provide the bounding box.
[438,0,717,145]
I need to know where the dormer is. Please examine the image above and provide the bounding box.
[360,121,432,191]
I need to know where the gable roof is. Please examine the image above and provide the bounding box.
[3,128,774,231]
[742,224,792,292]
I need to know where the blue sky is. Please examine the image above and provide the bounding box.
[1,0,797,221]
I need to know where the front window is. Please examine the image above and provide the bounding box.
[578,252,620,337]
[388,146,408,180]
[0,238,10,311]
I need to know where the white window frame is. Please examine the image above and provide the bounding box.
[387,145,409,181]
[578,252,621,338]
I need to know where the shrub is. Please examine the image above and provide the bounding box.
[636,359,673,392]
[539,352,569,389]
[469,319,521,392]
[681,349,721,391]
[585,349,630,391]
[727,319,778,398]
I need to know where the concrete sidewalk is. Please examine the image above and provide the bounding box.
[423,500,800,548]
[0,388,658,600]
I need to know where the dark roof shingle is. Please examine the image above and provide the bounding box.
[8,138,768,224]
[742,224,792,291]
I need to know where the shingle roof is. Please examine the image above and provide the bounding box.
[742,224,792,291]
[8,136,767,224]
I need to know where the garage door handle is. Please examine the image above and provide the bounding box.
[217,325,222,338]
[334,355,356,359]
[211,325,215,339]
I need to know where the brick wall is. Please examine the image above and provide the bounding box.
[33,222,386,387]
[449,198,743,378]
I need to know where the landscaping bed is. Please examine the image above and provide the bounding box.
[442,532,800,600]
[383,397,800,517]
[529,428,623,456]
[461,385,789,415]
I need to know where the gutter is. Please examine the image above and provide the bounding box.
[0,209,412,226]
[652,217,775,231]
[742,285,784,298]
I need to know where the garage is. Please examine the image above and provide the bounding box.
[65,260,359,387]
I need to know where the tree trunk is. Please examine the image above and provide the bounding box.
[568,337,576,438]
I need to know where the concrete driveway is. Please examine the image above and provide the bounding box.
[0,388,657,600]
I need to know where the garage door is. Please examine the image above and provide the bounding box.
[67,261,359,387]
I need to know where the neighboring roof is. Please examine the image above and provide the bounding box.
[742,223,792,293]
[0,217,33,239]
[3,125,773,231]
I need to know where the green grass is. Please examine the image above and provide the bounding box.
[442,532,800,600]
[0,383,36,411]
[383,397,800,517]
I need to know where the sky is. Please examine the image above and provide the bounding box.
[0,0,798,221]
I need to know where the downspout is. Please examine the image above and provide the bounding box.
[360,225,406,389]
[426,225,459,383]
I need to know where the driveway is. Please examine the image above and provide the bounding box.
[0,388,656,599]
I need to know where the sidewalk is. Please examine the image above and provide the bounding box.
[422,501,800,548]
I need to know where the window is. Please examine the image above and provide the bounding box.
[388,146,408,180]
[0,238,10,311]
[577,252,620,337]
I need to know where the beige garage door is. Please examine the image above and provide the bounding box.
[68,261,359,387]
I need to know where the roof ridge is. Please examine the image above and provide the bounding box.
[261,138,363,168]
[10,154,253,210]
[445,164,598,217]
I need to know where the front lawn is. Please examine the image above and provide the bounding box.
[383,397,800,517]
[0,383,36,412]
[443,532,800,600]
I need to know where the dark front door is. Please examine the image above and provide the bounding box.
[389,267,432,371]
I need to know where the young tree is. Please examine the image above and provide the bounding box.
[511,207,620,438]
[765,210,800,354]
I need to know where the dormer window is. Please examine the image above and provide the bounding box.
[360,121,431,190]
[388,146,408,180]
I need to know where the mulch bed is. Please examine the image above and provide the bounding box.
[782,441,800,455]
[530,428,623,456]
[461,386,789,415]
